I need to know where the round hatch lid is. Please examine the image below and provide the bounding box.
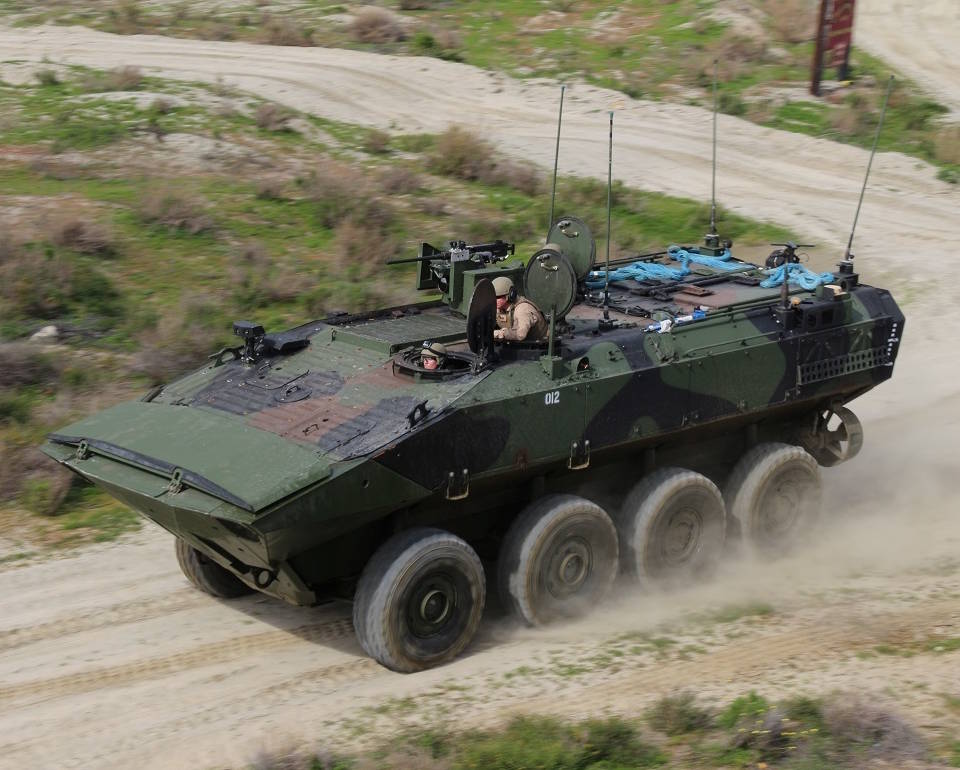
[467,277,496,355]
[547,215,596,281]
[523,248,577,319]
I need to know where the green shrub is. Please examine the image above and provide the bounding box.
[937,166,959,185]
[19,472,74,516]
[35,69,60,86]
[718,691,770,729]
[0,391,34,424]
[645,693,713,736]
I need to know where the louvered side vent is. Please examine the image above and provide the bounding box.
[798,346,891,385]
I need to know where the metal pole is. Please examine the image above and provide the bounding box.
[710,59,718,235]
[603,110,613,316]
[811,0,830,96]
[547,85,566,242]
[844,75,894,261]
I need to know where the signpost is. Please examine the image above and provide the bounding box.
[811,0,857,96]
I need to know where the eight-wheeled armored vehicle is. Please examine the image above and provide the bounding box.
[43,214,903,672]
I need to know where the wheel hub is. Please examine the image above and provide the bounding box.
[661,507,702,565]
[545,538,591,599]
[407,574,457,639]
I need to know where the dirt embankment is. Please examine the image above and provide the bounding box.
[1,5,960,768]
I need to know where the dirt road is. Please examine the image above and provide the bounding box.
[2,7,960,768]
[858,0,960,114]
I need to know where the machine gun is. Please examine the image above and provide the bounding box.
[386,239,515,267]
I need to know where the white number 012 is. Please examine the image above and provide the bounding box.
[544,390,561,406]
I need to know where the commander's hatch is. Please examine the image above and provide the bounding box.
[547,216,596,282]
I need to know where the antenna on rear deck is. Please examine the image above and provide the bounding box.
[547,84,566,242]
[844,75,894,265]
[709,59,718,238]
[603,110,613,319]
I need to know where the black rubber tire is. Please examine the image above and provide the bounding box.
[724,442,822,557]
[174,539,253,599]
[498,494,619,626]
[616,468,726,586]
[352,527,485,673]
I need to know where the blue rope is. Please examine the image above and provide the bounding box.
[760,263,834,291]
[585,260,687,288]
[667,245,746,272]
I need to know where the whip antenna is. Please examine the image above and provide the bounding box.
[845,75,894,261]
[603,110,613,318]
[547,84,566,241]
[710,59,718,236]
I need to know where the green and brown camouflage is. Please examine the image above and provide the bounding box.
[42,220,903,610]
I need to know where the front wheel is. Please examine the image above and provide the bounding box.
[498,494,619,626]
[353,528,486,673]
[175,539,253,599]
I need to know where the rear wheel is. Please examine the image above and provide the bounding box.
[725,443,822,556]
[353,528,485,673]
[617,468,726,586]
[175,539,253,599]
[498,494,619,626]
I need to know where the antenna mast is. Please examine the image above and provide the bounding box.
[710,59,718,236]
[845,75,894,262]
[547,84,566,241]
[603,110,613,318]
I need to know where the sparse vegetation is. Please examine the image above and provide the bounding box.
[349,7,406,45]
[645,692,713,735]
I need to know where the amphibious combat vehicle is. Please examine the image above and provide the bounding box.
[42,209,903,671]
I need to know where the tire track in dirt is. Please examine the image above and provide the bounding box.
[0,589,203,653]
[471,598,960,727]
[0,616,356,704]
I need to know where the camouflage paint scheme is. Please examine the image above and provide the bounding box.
[43,248,903,606]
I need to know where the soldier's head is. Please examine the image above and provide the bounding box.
[420,340,447,371]
[492,276,516,311]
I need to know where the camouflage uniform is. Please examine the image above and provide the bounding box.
[496,298,549,342]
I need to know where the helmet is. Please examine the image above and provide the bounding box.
[492,276,515,299]
[421,341,447,359]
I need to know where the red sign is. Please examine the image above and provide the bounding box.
[827,0,856,69]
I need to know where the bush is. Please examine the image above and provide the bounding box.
[645,693,713,736]
[303,162,394,230]
[260,16,315,46]
[133,296,228,384]
[379,166,423,194]
[331,218,398,275]
[35,69,60,86]
[822,694,927,760]
[766,0,817,43]
[938,166,960,185]
[139,189,214,234]
[0,251,73,319]
[427,126,542,194]
[19,471,74,516]
[934,126,960,165]
[0,344,60,388]
[255,176,290,200]
[349,7,406,44]
[48,216,116,256]
[362,128,391,155]
[255,102,294,132]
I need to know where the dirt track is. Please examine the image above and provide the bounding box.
[2,3,960,767]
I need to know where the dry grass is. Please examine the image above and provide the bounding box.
[427,126,542,195]
[133,296,224,384]
[934,126,960,165]
[765,0,818,44]
[255,176,290,200]
[349,7,407,44]
[303,161,394,230]
[0,251,74,319]
[255,103,293,132]
[48,216,116,256]
[362,128,391,155]
[331,218,397,274]
[0,344,60,388]
[259,16,315,46]
[379,166,423,195]
[230,242,301,307]
[139,189,213,234]
[822,694,927,760]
